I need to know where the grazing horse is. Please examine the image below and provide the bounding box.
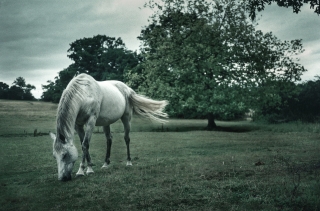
[49,73,168,181]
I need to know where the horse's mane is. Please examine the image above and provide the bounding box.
[56,75,92,146]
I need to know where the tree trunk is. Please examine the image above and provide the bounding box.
[207,113,217,130]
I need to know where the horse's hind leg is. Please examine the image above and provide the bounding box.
[121,115,132,166]
[102,125,112,168]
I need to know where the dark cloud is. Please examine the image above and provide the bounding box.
[0,0,150,98]
[0,0,319,98]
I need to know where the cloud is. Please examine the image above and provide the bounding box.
[256,4,319,41]
[256,3,320,81]
[299,39,320,80]
[0,0,151,98]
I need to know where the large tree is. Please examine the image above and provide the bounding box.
[128,0,306,129]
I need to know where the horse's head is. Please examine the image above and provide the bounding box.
[49,132,78,181]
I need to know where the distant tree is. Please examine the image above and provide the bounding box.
[281,76,320,122]
[128,0,306,129]
[253,80,300,122]
[8,85,24,100]
[0,82,9,99]
[41,80,61,103]
[291,76,320,122]
[7,77,36,100]
[255,76,320,123]
[13,77,25,87]
[246,0,320,20]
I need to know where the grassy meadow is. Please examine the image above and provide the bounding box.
[0,99,320,210]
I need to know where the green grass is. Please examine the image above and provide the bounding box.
[0,100,57,136]
[0,100,320,210]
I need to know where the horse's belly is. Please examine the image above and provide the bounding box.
[96,101,125,126]
[95,112,122,126]
[95,82,126,126]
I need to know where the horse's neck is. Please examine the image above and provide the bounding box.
[56,107,78,141]
[57,123,74,141]
[56,74,96,141]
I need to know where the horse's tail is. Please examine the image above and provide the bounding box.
[129,93,169,123]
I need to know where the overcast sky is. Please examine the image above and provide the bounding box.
[0,0,319,98]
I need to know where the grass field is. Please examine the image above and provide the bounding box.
[0,99,320,210]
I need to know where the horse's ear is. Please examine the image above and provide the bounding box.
[49,132,56,141]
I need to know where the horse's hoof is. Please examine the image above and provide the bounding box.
[86,166,94,174]
[75,173,85,177]
[126,161,133,166]
[101,163,109,169]
[76,168,85,177]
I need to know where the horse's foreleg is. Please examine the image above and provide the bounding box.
[75,124,86,177]
[85,116,96,174]
[121,115,132,166]
[78,116,96,175]
[102,125,112,168]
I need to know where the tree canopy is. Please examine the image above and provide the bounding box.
[126,0,306,129]
[67,35,139,81]
[246,0,320,20]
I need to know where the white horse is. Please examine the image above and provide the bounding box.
[49,73,168,181]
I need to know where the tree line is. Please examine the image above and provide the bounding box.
[257,77,320,123]
[0,77,35,100]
